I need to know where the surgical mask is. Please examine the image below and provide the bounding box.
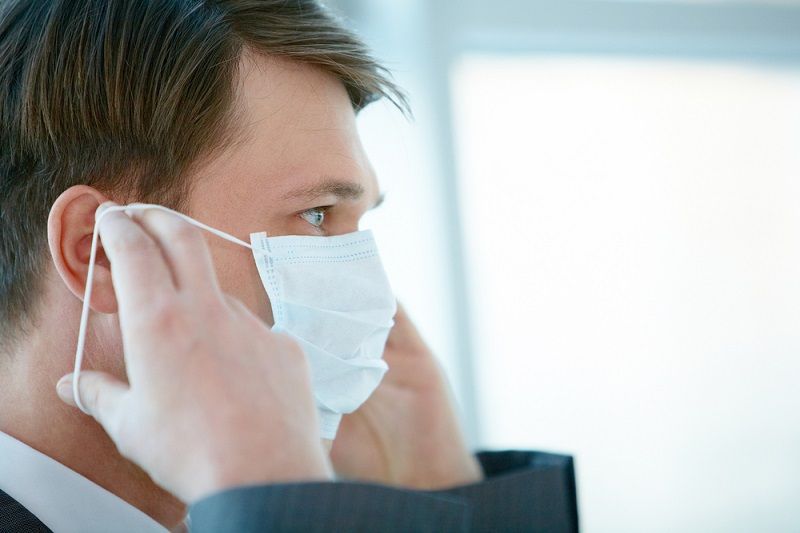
[73,203,396,439]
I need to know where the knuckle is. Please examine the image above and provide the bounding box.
[170,220,204,249]
[148,297,177,321]
[145,298,188,335]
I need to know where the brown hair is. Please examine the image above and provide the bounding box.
[0,0,405,349]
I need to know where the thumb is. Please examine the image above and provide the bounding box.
[56,371,128,425]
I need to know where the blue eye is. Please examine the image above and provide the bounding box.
[300,207,326,228]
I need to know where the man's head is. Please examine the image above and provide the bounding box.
[0,0,404,351]
[0,0,403,525]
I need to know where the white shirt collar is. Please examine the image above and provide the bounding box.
[0,430,168,533]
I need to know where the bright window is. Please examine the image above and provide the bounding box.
[452,55,800,532]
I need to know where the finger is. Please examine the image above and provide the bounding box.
[56,372,128,427]
[96,204,176,314]
[132,207,220,295]
[393,301,409,324]
[388,301,411,337]
[385,302,426,350]
[223,293,250,315]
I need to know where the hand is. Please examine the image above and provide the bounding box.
[330,305,483,489]
[56,203,332,503]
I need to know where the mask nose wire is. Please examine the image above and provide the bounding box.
[72,203,257,414]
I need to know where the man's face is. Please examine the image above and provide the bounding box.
[186,53,382,322]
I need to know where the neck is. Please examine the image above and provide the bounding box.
[0,287,186,529]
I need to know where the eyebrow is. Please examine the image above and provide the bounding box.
[282,179,384,209]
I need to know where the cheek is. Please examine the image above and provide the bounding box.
[207,240,274,326]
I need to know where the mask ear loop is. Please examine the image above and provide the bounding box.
[72,203,257,414]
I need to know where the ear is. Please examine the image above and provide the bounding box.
[48,185,118,314]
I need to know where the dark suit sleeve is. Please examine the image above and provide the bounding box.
[437,450,579,533]
[189,450,578,533]
[189,481,470,533]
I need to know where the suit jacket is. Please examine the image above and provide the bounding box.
[189,451,579,533]
[0,489,51,533]
[0,451,578,532]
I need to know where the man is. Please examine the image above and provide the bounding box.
[0,1,577,531]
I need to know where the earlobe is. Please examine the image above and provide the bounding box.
[48,185,118,314]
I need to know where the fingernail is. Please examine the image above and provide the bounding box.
[56,375,74,403]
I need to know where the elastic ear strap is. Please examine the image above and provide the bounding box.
[72,203,254,414]
[125,203,253,249]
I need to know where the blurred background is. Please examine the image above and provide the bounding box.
[327,1,800,531]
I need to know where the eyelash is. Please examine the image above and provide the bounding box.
[299,206,329,229]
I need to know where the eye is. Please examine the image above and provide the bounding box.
[300,207,327,228]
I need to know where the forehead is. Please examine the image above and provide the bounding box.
[193,52,378,213]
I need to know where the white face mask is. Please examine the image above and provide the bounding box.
[74,203,396,439]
